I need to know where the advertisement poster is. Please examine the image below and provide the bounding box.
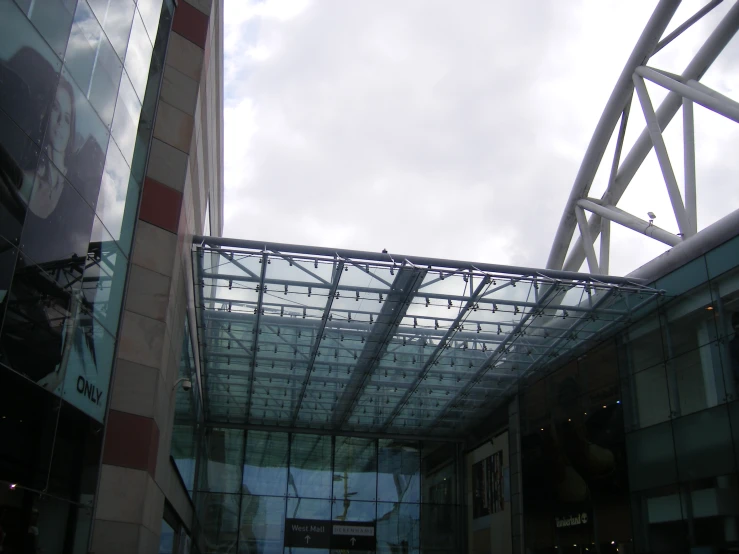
[472,450,504,518]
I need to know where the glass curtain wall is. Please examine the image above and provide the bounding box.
[191,430,462,554]
[519,235,739,554]
[0,0,172,551]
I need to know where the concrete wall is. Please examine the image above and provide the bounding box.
[92,1,224,552]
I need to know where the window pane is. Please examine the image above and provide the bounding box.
[137,0,164,44]
[661,286,718,359]
[376,502,419,553]
[630,364,672,429]
[621,314,665,375]
[96,138,138,253]
[626,422,678,492]
[111,71,142,165]
[333,436,376,502]
[87,0,135,60]
[205,428,244,493]
[289,434,332,499]
[124,10,153,101]
[331,498,375,522]
[238,495,285,554]
[244,431,288,497]
[159,519,175,554]
[0,109,39,245]
[378,439,420,503]
[172,423,197,492]
[668,342,727,417]
[0,0,63,145]
[0,236,19,327]
[202,493,240,553]
[672,404,735,481]
[26,0,75,60]
[420,504,460,554]
[0,252,82,386]
[285,497,330,520]
[21,153,95,266]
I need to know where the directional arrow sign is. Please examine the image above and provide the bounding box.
[350,537,357,546]
[332,522,376,551]
[284,519,330,549]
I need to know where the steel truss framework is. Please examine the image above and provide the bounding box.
[548,0,739,275]
[192,237,660,437]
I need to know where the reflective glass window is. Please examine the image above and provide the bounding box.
[709,266,739,401]
[111,70,142,165]
[0,109,40,245]
[661,285,718,359]
[65,0,124,128]
[331,498,375,522]
[0,0,62,146]
[201,493,240,551]
[288,434,332,499]
[0,363,61,491]
[420,504,460,554]
[0,237,19,329]
[630,364,672,428]
[238,494,285,554]
[0,252,82,385]
[421,457,456,505]
[24,0,76,60]
[376,502,420,553]
[333,436,377,502]
[378,440,420,503]
[668,341,727,417]
[626,421,678,492]
[205,428,245,493]
[285,497,330,520]
[21,152,95,266]
[172,424,197,492]
[81,219,127,334]
[243,431,288,497]
[87,0,135,60]
[672,404,735,481]
[124,10,153,101]
[96,137,138,253]
[159,519,175,554]
[621,314,665,375]
[137,0,164,44]
[707,235,739,279]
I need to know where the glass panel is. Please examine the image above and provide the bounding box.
[0,237,19,328]
[238,495,285,554]
[82,218,127,334]
[706,235,739,279]
[630,364,672,428]
[0,252,82,387]
[96,137,138,253]
[710,266,739,401]
[21,152,95,266]
[0,363,61,491]
[201,493,240,554]
[731,401,739,469]
[289,434,332,499]
[124,10,153,101]
[621,314,665,375]
[672,404,736,481]
[172,423,197,492]
[668,341,727,418]
[243,431,289,497]
[630,483,687,554]
[331,498,375,522]
[0,0,63,145]
[26,0,76,60]
[661,285,718,359]
[205,428,245,494]
[87,0,135,60]
[111,70,142,166]
[333,436,376,502]
[65,0,124,128]
[420,504,459,554]
[626,422,678,492]
[377,439,420,503]
[376,502,420,553]
[137,0,164,44]
[0,109,39,245]
[159,519,175,554]
[421,459,455,506]
[655,256,709,299]
[285,497,330,520]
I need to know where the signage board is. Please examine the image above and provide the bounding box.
[283,519,376,551]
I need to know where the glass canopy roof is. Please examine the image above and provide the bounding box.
[192,237,661,438]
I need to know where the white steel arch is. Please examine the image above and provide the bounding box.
[547,0,739,275]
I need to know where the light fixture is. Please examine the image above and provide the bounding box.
[706,306,714,310]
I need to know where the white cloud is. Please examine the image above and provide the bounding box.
[223,0,739,276]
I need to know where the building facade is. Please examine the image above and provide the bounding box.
[0,0,223,551]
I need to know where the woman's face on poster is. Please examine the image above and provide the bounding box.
[48,84,72,155]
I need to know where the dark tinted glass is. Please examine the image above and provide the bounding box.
[0,363,61,491]
[288,434,332,499]
[0,0,63,145]
[96,138,138,253]
[378,440,420,503]
[0,236,19,331]
[25,0,76,60]
[87,0,135,60]
[0,109,39,245]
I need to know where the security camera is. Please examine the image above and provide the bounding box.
[181,379,192,392]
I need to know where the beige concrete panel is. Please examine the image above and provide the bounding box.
[142,476,166,535]
[110,359,160,419]
[126,265,171,322]
[147,138,189,192]
[185,0,212,16]
[95,465,148,525]
[166,33,204,82]
[118,311,167,370]
[154,101,195,154]
[91,520,141,554]
[132,221,177,278]
[162,65,200,117]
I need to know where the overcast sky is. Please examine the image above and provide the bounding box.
[222,0,739,276]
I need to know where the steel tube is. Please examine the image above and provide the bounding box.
[577,198,681,246]
[683,98,697,236]
[576,206,600,273]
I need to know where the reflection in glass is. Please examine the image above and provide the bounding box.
[202,493,240,554]
[243,431,289,497]
[87,0,135,60]
[205,428,245,494]
[333,436,377,502]
[124,11,153,101]
[331,498,375,523]
[96,138,139,253]
[286,497,330,521]
[378,440,420,503]
[0,237,18,326]
[0,0,63,145]
[138,0,164,44]
[25,0,75,60]
[111,71,142,165]
[420,504,459,554]
[377,502,420,554]
[238,495,285,554]
[289,434,332,499]
[160,519,175,554]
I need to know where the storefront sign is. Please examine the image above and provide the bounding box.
[283,519,376,550]
[555,512,589,528]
